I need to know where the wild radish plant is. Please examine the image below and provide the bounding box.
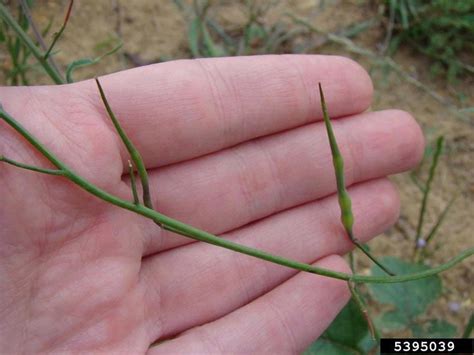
[0,2,472,352]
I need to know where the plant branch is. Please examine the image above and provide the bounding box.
[348,282,376,341]
[319,83,394,276]
[415,195,456,262]
[128,160,139,205]
[425,198,456,246]
[19,0,47,51]
[0,2,64,84]
[18,0,62,76]
[0,155,65,175]
[414,136,444,257]
[1,106,472,284]
[44,0,74,60]
[95,78,154,210]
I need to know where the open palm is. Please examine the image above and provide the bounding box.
[0,55,423,353]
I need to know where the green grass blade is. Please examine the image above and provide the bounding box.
[202,22,227,57]
[187,17,202,58]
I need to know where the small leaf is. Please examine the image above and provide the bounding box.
[368,257,441,320]
[202,24,227,57]
[202,24,229,57]
[305,299,376,354]
[65,41,122,83]
[66,58,95,83]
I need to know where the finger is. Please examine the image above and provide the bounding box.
[71,55,372,169]
[137,109,422,254]
[140,178,399,340]
[149,255,350,354]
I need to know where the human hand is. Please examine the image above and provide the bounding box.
[0,55,423,353]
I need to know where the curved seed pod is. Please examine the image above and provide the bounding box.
[318,83,354,235]
[319,83,394,276]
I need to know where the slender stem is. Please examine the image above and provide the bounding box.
[95,78,154,210]
[348,248,376,340]
[348,251,355,273]
[1,107,473,284]
[128,160,140,205]
[0,3,64,84]
[425,197,456,244]
[352,238,393,275]
[18,0,62,76]
[44,0,74,60]
[19,0,48,51]
[415,195,456,262]
[319,83,394,276]
[0,155,65,175]
[414,136,444,256]
[348,282,376,341]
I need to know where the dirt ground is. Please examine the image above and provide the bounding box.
[6,0,474,337]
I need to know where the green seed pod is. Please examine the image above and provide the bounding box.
[319,83,394,276]
[339,192,354,233]
[319,83,355,235]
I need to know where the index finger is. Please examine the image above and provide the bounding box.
[74,55,373,169]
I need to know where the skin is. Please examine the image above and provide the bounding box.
[0,55,424,354]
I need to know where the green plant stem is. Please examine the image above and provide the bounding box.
[347,251,377,340]
[0,155,65,175]
[348,251,355,273]
[128,160,139,205]
[0,2,64,84]
[414,136,444,257]
[425,197,457,248]
[95,78,153,210]
[18,0,62,77]
[416,195,456,262]
[1,106,472,284]
[348,282,376,341]
[44,0,73,60]
[319,83,394,276]
[19,0,48,51]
